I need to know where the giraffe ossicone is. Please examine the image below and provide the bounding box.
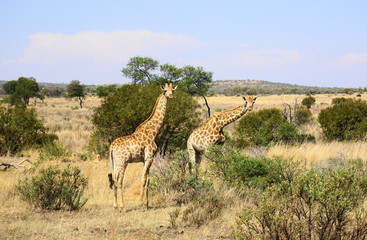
[108,82,177,209]
[187,95,257,171]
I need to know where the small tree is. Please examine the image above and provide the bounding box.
[179,65,213,117]
[3,77,42,107]
[301,94,316,109]
[121,56,159,85]
[66,80,86,108]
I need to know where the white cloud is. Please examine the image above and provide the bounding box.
[336,52,367,66]
[18,30,205,64]
[207,48,302,68]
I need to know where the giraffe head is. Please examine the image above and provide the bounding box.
[243,95,258,111]
[160,82,177,99]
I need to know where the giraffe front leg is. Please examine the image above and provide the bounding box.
[187,143,196,174]
[140,158,153,209]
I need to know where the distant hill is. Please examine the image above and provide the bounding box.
[210,80,353,95]
[0,79,361,96]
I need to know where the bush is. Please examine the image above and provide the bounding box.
[0,106,58,155]
[90,84,200,156]
[301,95,316,109]
[294,107,313,125]
[16,165,88,211]
[332,97,351,105]
[233,159,367,240]
[233,108,314,147]
[318,99,367,141]
[207,145,300,190]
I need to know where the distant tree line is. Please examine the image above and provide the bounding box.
[217,85,367,96]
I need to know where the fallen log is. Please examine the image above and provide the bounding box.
[0,159,33,171]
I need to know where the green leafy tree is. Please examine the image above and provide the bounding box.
[301,94,316,109]
[3,77,42,107]
[0,106,57,155]
[159,64,183,84]
[90,84,200,156]
[121,56,159,85]
[179,65,213,117]
[318,99,367,141]
[95,84,117,98]
[66,80,86,108]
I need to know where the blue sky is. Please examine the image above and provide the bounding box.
[1,1,367,87]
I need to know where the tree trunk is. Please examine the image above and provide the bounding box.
[202,95,211,118]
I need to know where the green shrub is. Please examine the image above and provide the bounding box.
[90,84,200,156]
[234,108,315,147]
[0,106,58,155]
[318,99,367,141]
[295,107,313,125]
[233,159,367,240]
[207,145,300,190]
[16,165,88,211]
[301,95,316,109]
[332,97,351,105]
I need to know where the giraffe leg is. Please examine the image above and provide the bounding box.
[140,158,153,209]
[115,163,127,209]
[113,185,118,209]
[187,141,196,174]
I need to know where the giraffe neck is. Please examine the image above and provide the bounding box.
[135,93,167,139]
[216,105,247,128]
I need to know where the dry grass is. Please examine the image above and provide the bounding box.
[1,93,367,239]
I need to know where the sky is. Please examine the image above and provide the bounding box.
[1,1,367,88]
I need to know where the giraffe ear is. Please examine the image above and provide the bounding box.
[243,96,247,102]
[253,97,258,103]
[160,85,165,90]
[173,85,178,90]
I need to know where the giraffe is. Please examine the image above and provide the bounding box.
[187,95,257,170]
[108,82,177,209]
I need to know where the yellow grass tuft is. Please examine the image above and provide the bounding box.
[267,141,367,164]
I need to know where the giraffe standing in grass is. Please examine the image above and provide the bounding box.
[108,82,177,209]
[187,95,257,170]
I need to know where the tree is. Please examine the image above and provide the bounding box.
[66,80,86,108]
[3,77,42,107]
[96,84,117,98]
[121,56,159,85]
[179,65,213,117]
[159,64,183,84]
[301,95,316,109]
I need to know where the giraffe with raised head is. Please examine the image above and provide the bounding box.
[108,82,177,209]
[187,95,257,170]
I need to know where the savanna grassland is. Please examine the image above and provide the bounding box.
[1,93,367,240]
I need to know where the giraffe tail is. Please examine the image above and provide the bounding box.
[108,149,115,189]
[108,173,114,189]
